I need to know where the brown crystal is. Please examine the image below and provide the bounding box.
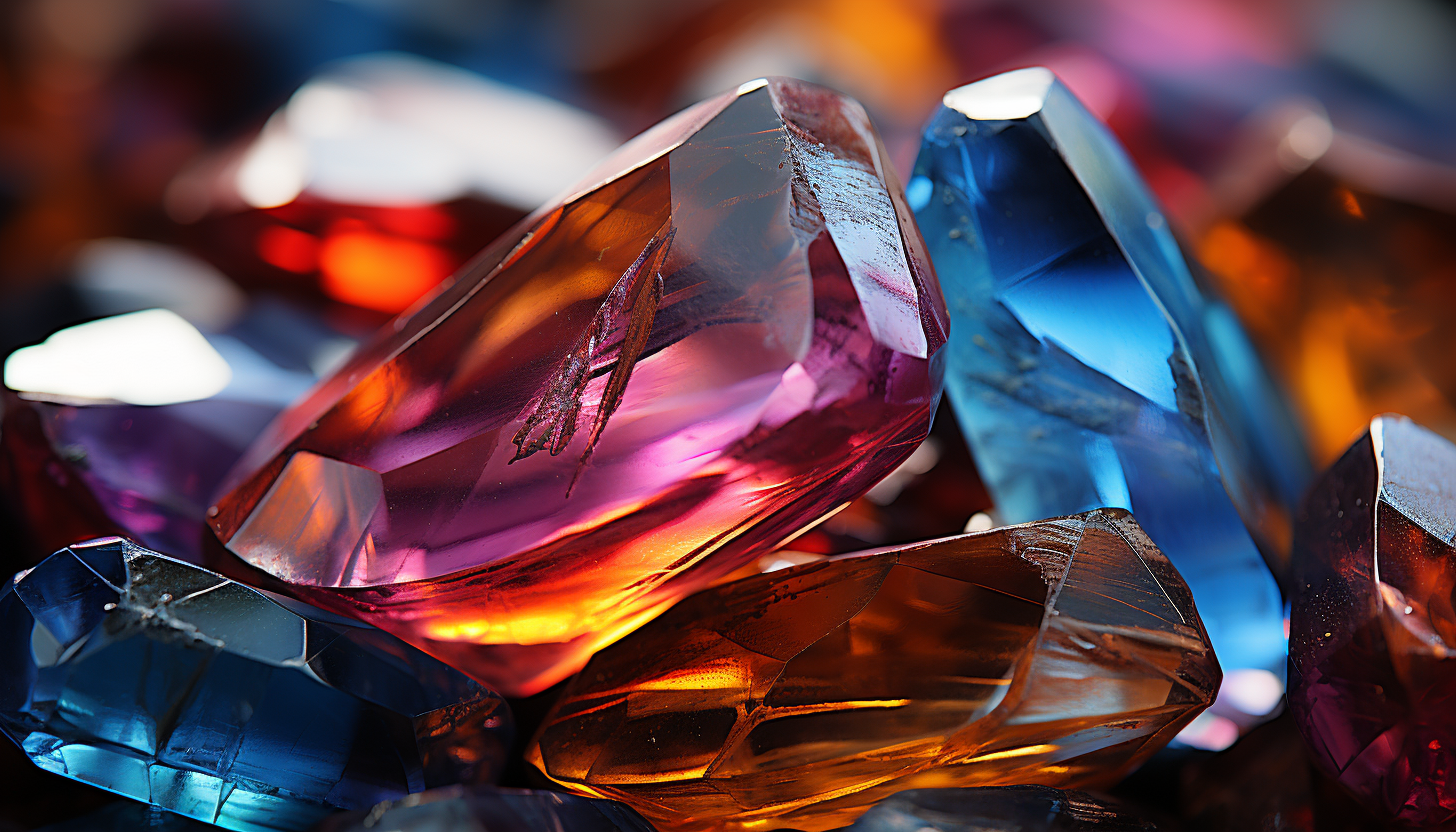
[527,509,1219,832]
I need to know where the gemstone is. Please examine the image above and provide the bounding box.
[33,802,218,832]
[0,390,279,567]
[908,67,1297,709]
[527,509,1219,832]
[1288,414,1456,825]
[314,786,656,832]
[0,538,512,832]
[845,786,1160,831]
[209,77,948,696]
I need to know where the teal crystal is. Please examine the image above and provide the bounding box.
[908,68,1306,710]
[0,538,511,831]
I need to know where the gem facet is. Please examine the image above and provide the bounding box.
[527,509,1218,832]
[1288,414,1456,825]
[314,786,657,832]
[908,67,1298,704]
[209,77,947,696]
[845,787,1160,832]
[0,538,512,832]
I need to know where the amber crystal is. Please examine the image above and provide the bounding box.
[527,509,1219,832]
[208,77,947,697]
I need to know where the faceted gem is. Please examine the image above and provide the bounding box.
[908,67,1298,707]
[844,787,1160,831]
[1288,414,1456,825]
[314,786,656,832]
[0,538,512,832]
[209,77,948,696]
[527,509,1219,832]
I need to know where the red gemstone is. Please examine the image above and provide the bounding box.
[209,78,948,696]
[1289,414,1456,825]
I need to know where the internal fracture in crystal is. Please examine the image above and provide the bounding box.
[1289,415,1456,826]
[209,77,947,696]
[314,786,657,832]
[0,538,511,832]
[908,68,1298,708]
[528,509,1219,832]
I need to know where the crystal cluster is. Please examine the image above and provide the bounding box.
[0,538,511,831]
[528,509,1218,832]
[845,787,1160,832]
[1289,415,1456,825]
[314,786,656,832]
[908,68,1301,698]
[207,76,947,697]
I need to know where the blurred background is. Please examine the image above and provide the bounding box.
[0,0,1453,827]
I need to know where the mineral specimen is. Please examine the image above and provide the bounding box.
[908,67,1297,703]
[0,538,511,832]
[1289,414,1456,825]
[528,509,1219,832]
[314,786,656,832]
[33,802,218,832]
[209,77,947,696]
[844,786,1159,831]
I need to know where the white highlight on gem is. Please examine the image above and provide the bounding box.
[1221,668,1285,716]
[866,438,941,505]
[1277,112,1334,172]
[4,309,233,405]
[1176,711,1240,751]
[944,67,1057,121]
[964,512,995,533]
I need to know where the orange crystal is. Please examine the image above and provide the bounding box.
[527,509,1219,832]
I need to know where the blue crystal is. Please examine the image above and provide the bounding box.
[0,538,512,832]
[34,801,219,831]
[845,787,1158,831]
[315,786,657,832]
[909,68,1304,700]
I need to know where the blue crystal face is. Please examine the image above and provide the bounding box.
[315,786,657,832]
[0,538,512,832]
[909,68,1300,707]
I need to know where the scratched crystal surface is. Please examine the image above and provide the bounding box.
[527,509,1219,832]
[314,786,657,832]
[844,786,1160,832]
[908,67,1297,701]
[209,77,947,696]
[1289,415,1456,826]
[0,538,511,832]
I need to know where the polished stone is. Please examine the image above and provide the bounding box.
[314,786,656,832]
[528,509,1218,832]
[845,786,1159,831]
[0,538,511,831]
[909,67,1298,710]
[1289,415,1456,825]
[210,77,947,697]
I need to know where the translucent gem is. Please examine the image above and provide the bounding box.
[845,786,1159,831]
[210,77,947,696]
[33,802,218,832]
[0,538,512,832]
[908,67,1298,702]
[314,786,656,832]
[1289,415,1456,825]
[527,509,1219,832]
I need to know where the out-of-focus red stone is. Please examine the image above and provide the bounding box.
[209,77,948,697]
[1289,414,1456,825]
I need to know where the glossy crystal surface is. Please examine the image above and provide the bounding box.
[210,77,947,696]
[0,538,511,831]
[845,786,1159,831]
[315,786,656,832]
[1289,415,1456,825]
[528,509,1218,832]
[908,67,1296,700]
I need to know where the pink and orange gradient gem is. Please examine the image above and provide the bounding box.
[208,78,948,696]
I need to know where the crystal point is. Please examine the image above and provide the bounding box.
[845,786,1160,831]
[910,68,1301,709]
[0,538,511,831]
[210,77,947,696]
[527,509,1218,832]
[314,786,656,832]
[1289,414,1456,825]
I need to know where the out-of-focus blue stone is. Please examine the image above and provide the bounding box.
[844,787,1159,831]
[314,786,657,832]
[0,538,512,832]
[34,801,218,831]
[909,68,1307,711]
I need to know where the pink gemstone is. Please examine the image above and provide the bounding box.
[1289,414,1456,825]
[209,77,948,696]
